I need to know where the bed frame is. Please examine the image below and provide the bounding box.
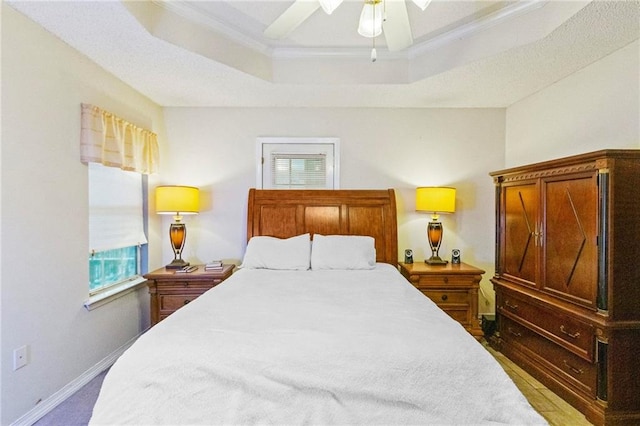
[247,189,398,265]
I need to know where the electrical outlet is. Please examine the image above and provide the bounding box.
[13,345,28,370]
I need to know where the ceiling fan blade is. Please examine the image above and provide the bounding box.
[264,0,321,39]
[411,0,433,11]
[382,0,413,51]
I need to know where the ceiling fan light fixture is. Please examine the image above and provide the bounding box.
[411,0,432,11]
[358,0,383,38]
[318,0,344,15]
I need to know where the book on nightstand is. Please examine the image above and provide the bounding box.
[205,260,224,270]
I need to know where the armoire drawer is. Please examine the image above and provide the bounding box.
[501,316,597,397]
[498,289,593,361]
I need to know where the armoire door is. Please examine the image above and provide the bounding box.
[541,172,598,308]
[501,181,538,287]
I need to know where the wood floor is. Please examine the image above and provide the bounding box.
[482,341,594,426]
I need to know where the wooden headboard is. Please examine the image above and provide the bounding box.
[247,189,398,265]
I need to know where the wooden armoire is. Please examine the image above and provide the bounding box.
[490,150,640,426]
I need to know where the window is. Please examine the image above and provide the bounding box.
[86,163,148,309]
[89,246,138,293]
[272,153,327,189]
[257,137,340,189]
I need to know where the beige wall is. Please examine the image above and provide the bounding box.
[505,40,640,166]
[1,6,165,424]
[160,106,505,315]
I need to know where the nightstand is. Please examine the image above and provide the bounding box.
[398,262,485,340]
[145,264,234,326]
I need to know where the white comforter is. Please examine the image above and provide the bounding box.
[90,264,546,425]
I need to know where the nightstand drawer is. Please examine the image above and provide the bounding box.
[170,278,226,286]
[160,294,201,312]
[421,289,469,305]
[441,308,470,324]
[414,275,476,287]
[156,281,214,292]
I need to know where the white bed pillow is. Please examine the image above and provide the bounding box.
[241,233,311,270]
[311,234,376,270]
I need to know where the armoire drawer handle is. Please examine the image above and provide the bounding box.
[507,327,522,337]
[560,325,581,339]
[183,299,191,305]
[441,294,448,301]
[563,360,584,375]
[504,300,518,310]
[443,277,449,284]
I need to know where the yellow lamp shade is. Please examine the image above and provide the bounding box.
[416,187,456,214]
[155,186,199,215]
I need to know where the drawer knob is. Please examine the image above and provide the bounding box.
[441,294,448,301]
[560,325,581,339]
[504,300,518,310]
[183,282,189,287]
[183,299,190,305]
[443,277,449,284]
[563,360,584,375]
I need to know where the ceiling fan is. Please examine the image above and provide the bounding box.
[264,0,432,53]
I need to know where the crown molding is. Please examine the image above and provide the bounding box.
[408,0,547,58]
[152,0,548,62]
[151,0,272,55]
[271,46,407,60]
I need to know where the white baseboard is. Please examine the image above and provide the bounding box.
[11,332,144,426]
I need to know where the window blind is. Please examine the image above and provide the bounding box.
[271,153,327,189]
[89,162,147,253]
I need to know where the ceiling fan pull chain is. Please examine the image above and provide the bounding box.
[371,1,377,62]
[371,39,377,62]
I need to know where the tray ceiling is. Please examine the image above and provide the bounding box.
[6,0,639,107]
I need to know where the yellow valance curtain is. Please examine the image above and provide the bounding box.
[81,103,159,174]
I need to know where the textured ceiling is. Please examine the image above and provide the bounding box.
[7,0,639,108]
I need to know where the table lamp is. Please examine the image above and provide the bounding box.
[416,187,456,264]
[155,185,199,269]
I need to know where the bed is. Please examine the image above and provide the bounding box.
[90,189,546,425]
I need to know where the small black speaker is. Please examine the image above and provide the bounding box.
[404,249,413,264]
[451,249,461,264]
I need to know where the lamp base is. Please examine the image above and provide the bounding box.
[166,258,190,270]
[425,256,448,265]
